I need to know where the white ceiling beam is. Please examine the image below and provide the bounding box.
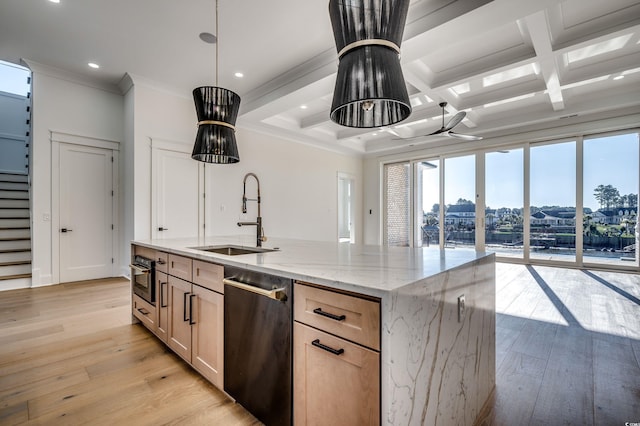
[524,11,565,110]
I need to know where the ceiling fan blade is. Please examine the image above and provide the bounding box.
[445,131,483,141]
[443,111,466,131]
[427,128,446,136]
[392,134,428,141]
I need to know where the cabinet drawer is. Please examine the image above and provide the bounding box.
[294,322,380,425]
[193,260,224,293]
[155,251,169,273]
[133,294,157,332]
[294,283,380,351]
[133,245,155,260]
[169,254,192,281]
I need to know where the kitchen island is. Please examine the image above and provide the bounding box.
[132,236,495,426]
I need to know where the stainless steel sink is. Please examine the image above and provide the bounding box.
[190,245,279,256]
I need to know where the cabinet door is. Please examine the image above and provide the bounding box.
[294,322,380,425]
[156,271,169,342]
[168,276,192,362]
[191,285,224,388]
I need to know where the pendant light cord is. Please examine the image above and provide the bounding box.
[215,0,219,87]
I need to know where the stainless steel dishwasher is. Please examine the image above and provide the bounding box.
[223,265,292,426]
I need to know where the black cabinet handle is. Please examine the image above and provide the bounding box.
[183,292,190,322]
[137,307,149,316]
[157,259,166,265]
[313,307,346,322]
[312,339,344,356]
[160,281,167,308]
[189,294,196,325]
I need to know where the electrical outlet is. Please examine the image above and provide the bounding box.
[458,295,465,323]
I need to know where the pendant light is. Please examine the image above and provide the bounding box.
[329,0,412,128]
[192,0,241,164]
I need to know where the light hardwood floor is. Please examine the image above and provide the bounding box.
[0,265,638,425]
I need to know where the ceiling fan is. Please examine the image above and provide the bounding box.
[394,102,483,141]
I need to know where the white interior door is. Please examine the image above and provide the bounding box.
[59,143,113,282]
[152,143,202,239]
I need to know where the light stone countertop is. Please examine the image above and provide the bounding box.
[133,235,494,298]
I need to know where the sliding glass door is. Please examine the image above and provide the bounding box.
[485,149,524,258]
[444,155,476,249]
[583,132,639,267]
[529,141,577,263]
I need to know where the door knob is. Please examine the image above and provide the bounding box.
[61,228,73,233]
[158,227,169,231]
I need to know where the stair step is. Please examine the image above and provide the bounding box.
[0,218,30,228]
[0,209,29,219]
[0,240,31,250]
[0,173,28,183]
[0,190,28,199]
[0,273,32,281]
[0,250,31,262]
[0,260,31,267]
[0,182,29,191]
[0,248,31,254]
[0,199,29,208]
[0,229,31,239]
[0,263,31,276]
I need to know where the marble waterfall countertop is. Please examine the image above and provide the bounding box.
[132,235,494,297]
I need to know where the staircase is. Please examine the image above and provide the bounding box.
[0,172,31,287]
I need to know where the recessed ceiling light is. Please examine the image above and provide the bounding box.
[300,105,308,109]
[234,72,244,78]
[613,75,624,80]
[49,0,60,3]
[88,62,100,69]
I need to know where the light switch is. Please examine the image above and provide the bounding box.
[43,213,50,221]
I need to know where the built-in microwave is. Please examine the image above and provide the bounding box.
[130,255,155,305]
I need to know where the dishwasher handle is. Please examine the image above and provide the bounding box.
[223,278,287,301]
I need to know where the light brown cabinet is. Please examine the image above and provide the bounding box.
[167,263,224,388]
[131,246,224,389]
[293,282,381,425]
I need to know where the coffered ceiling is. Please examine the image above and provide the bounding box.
[1,0,639,156]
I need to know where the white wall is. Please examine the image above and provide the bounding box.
[130,80,196,242]
[206,128,363,243]
[29,64,124,286]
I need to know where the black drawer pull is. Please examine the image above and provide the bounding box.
[189,294,196,325]
[312,339,344,356]
[313,307,346,322]
[160,282,167,308]
[137,307,150,316]
[183,292,190,322]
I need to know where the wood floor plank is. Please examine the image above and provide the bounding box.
[0,400,28,425]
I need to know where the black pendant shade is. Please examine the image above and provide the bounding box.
[192,86,241,164]
[329,0,412,128]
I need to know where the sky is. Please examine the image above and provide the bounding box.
[423,132,639,212]
[0,61,30,96]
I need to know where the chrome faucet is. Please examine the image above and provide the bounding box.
[237,172,266,247]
